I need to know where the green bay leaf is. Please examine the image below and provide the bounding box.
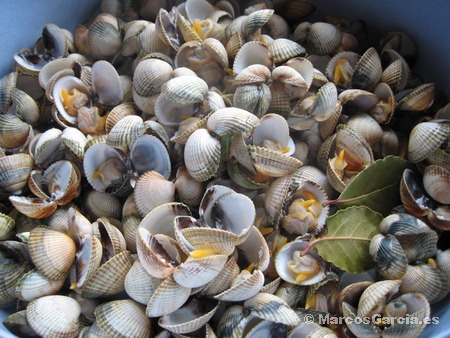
[308,205,382,273]
[335,155,414,216]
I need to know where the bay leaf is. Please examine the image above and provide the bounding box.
[333,155,414,216]
[305,206,382,273]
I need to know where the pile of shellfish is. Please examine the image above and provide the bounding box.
[0,0,449,337]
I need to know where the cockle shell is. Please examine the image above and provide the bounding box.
[241,9,274,37]
[201,257,240,296]
[28,226,76,281]
[83,190,122,221]
[269,38,306,65]
[275,240,327,285]
[26,295,81,338]
[0,114,33,150]
[146,275,191,317]
[158,298,219,334]
[184,128,221,182]
[233,84,271,117]
[87,17,122,60]
[351,47,382,91]
[52,75,91,125]
[247,144,303,177]
[161,75,208,104]
[81,250,132,298]
[83,143,128,194]
[94,299,151,338]
[133,171,176,217]
[345,112,383,146]
[10,88,40,125]
[0,153,33,195]
[125,258,163,305]
[133,58,173,97]
[137,229,184,279]
[396,83,435,111]
[408,121,449,163]
[206,107,260,136]
[15,268,65,302]
[90,60,123,106]
[233,41,273,74]
[244,293,301,326]
[307,22,341,55]
[423,164,450,204]
[106,115,145,149]
[0,213,15,240]
[129,135,171,179]
[139,202,191,239]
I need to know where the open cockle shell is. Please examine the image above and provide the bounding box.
[173,253,229,288]
[83,142,128,193]
[423,164,450,204]
[8,196,58,219]
[252,113,291,154]
[80,250,132,299]
[201,256,240,296]
[236,225,270,272]
[125,258,163,305]
[246,144,303,177]
[159,298,220,334]
[96,217,127,258]
[199,185,255,243]
[129,134,171,179]
[90,60,123,106]
[42,160,81,205]
[351,47,382,92]
[269,38,306,65]
[396,83,435,112]
[214,269,265,302]
[136,228,185,279]
[139,202,191,239]
[52,75,91,125]
[31,127,65,168]
[275,240,327,285]
[72,234,103,291]
[146,275,191,317]
[233,41,273,74]
[177,222,239,256]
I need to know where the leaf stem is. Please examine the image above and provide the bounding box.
[323,196,364,207]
